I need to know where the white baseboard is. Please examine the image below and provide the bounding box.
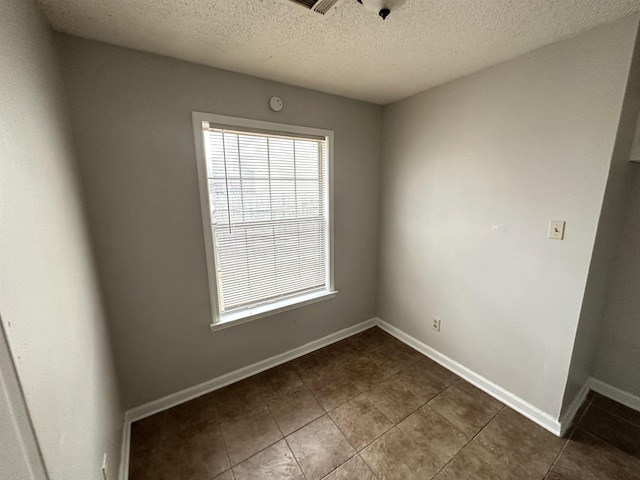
[558,379,591,436]
[374,318,564,436]
[125,317,376,423]
[589,377,640,412]
[554,377,640,442]
[119,415,132,480]
[122,316,626,478]
[118,317,376,479]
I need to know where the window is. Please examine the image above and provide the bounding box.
[192,112,336,329]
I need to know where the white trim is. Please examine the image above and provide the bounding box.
[374,318,564,436]
[118,317,376,479]
[558,379,591,436]
[192,112,222,327]
[120,317,640,478]
[212,290,338,332]
[191,112,335,329]
[589,377,640,412]
[197,112,335,140]
[555,377,640,442]
[0,321,48,480]
[119,418,131,480]
[130,317,373,421]
[326,126,335,296]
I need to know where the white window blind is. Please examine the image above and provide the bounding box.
[202,124,330,317]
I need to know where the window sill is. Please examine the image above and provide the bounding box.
[209,290,338,332]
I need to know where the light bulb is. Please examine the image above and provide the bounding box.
[357,0,407,19]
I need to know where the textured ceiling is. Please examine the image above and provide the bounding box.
[38,0,640,104]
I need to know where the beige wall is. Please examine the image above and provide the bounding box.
[378,16,638,418]
[594,167,640,397]
[0,1,123,479]
[56,35,383,409]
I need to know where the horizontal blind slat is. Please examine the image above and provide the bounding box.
[203,128,329,313]
[224,286,327,312]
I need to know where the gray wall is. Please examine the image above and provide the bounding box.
[56,35,383,409]
[562,27,640,412]
[594,167,640,397]
[0,322,47,480]
[0,1,123,479]
[377,16,638,418]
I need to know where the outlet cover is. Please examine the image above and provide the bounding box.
[432,317,441,332]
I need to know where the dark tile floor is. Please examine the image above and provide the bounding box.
[128,327,640,480]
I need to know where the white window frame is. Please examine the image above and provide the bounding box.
[192,112,336,331]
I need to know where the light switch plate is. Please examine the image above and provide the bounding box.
[548,220,565,240]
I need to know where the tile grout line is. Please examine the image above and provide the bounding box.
[151,332,397,478]
[542,395,595,480]
[221,335,392,475]
[324,397,394,456]
[328,370,456,472]
[211,406,234,479]
[429,405,507,479]
[214,367,298,472]
[303,396,382,478]
[295,343,364,415]
[283,437,310,480]
[220,404,282,469]
[417,401,475,443]
[299,336,426,414]
[428,378,507,439]
[298,367,349,415]
[359,376,498,479]
[316,449,361,480]
[219,397,298,474]
[297,333,437,478]
[356,452,381,480]
[578,429,640,463]
[217,437,234,478]
[324,404,363,453]
[224,384,402,479]
[391,371,458,429]
[588,402,640,430]
[308,336,465,477]
[134,329,466,480]
[128,328,365,478]
[590,391,640,421]
[540,436,570,479]
[575,395,640,463]
[133,327,640,480]
[570,394,595,437]
[268,402,310,480]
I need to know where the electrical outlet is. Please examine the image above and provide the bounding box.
[432,317,441,332]
[101,453,108,480]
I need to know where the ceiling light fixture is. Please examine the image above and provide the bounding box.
[357,0,406,20]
